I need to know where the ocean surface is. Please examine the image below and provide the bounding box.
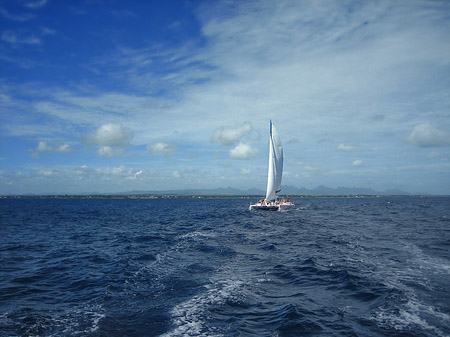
[1,196,449,337]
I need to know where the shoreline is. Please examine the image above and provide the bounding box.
[1,194,444,199]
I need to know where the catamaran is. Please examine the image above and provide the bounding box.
[249,120,295,211]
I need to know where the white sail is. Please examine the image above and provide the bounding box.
[265,121,283,202]
[249,120,294,211]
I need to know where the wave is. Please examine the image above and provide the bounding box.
[1,197,449,336]
[161,279,245,337]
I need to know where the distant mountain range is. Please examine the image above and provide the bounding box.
[120,185,412,196]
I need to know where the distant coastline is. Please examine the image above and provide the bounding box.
[1,184,442,198]
[1,195,441,199]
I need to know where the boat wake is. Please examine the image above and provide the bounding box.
[161,278,245,337]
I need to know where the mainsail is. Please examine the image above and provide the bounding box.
[265,120,283,202]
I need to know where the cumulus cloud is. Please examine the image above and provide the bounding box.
[211,122,252,145]
[37,141,52,152]
[352,160,363,167]
[337,144,361,152]
[37,142,71,153]
[3,1,450,195]
[85,123,133,147]
[0,165,151,194]
[56,144,70,152]
[406,122,450,147]
[147,142,177,157]
[229,143,258,159]
[126,170,143,180]
[98,146,114,157]
[31,141,71,158]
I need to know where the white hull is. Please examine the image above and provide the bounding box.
[249,201,295,211]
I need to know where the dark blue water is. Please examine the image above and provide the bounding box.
[1,197,449,336]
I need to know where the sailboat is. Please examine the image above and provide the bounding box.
[249,120,295,211]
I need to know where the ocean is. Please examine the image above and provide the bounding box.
[0,196,449,336]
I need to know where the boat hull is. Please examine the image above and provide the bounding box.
[249,204,280,211]
[249,202,294,211]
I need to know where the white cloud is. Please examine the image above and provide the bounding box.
[29,92,179,145]
[147,142,177,157]
[41,27,56,36]
[85,123,133,146]
[111,166,125,175]
[406,122,450,147]
[1,30,41,45]
[229,143,258,159]
[37,141,51,152]
[57,144,70,152]
[38,169,54,176]
[211,122,252,145]
[31,141,71,158]
[2,1,450,195]
[100,166,144,181]
[337,144,361,152]
[0,7,34,21]
[74,165,88,176]
[126,170,143,180]
[98,146,114,157]
[352,160,363,167]
[36,141,71,153]
[25,0,48,9]
[240,168,251,175]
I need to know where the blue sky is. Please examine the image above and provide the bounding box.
[1,0,449,195]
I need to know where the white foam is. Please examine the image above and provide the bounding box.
[149,230,217,270]
[374,297,449,337]
[0,312,13,327]
[178,231,217,240]
[406,243,450,273]
[48,305,105,337]
[369,241,450,336]
[160,279,245,337]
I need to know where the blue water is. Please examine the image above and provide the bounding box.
[1,196,449,336]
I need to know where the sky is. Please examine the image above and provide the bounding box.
[1,0,449,195]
